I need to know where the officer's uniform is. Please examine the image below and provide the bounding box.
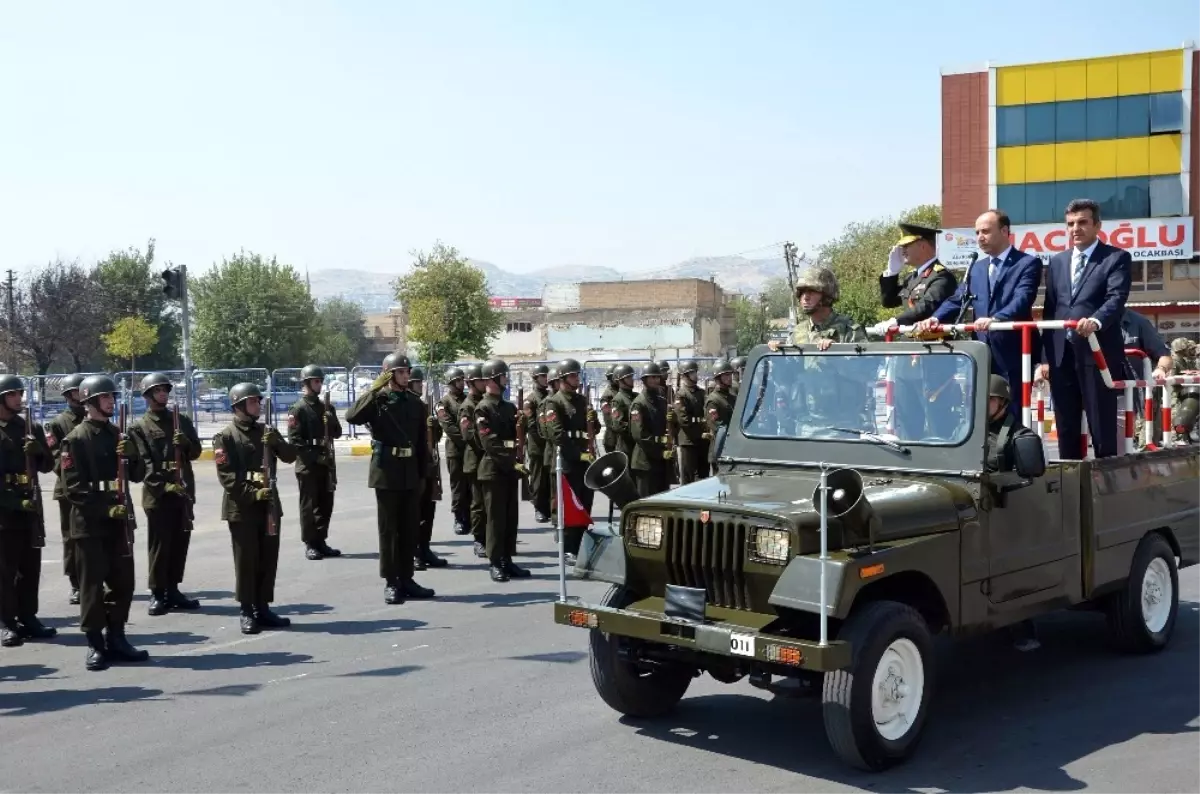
[522,374,552,521]
[345,354,435,604]
[44,374,86,602]
[544,360,596,555]
[608,367,637,461]
[458,367,488,557]
[127,372,202,615]
[474,359,532,582]
[673,361,709,483]
[213,383,298,632]
[540,369,562,524]
[436,369,470,534]
[704,359,736,466]
[629,365,672,498]
[0,376,55,648]
[287,365,342,560]
[409,369,447,571]
[598,366,618,455]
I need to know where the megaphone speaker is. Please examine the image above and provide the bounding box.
[811,468,879,546]
[585,450,639,510]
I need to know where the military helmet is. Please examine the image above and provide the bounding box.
[1171,337,1197,356]
[1174,395,1199,436]
[79,374,119,402]
[60,373,86,396]
[988,374,1012,402]
[679,359,699,375]
[482,358,509,379]
[655,359,671,374]
[444,366,465,384]
[229,382,264,407]
[712,358,734,377]
[465,363,484,382]
[794,266,840,303]
[730,356,747,372]
[410,366,425,382]
[613,364,634,380]
[139,371,173,396]
[641,362,663,379]
[533,363,550,377]
[557,358,583,377]
[605,363,618,381]
[382,352,411,373]
[547,367,561,384]
[300,364,325,382]
[0,374,24,397]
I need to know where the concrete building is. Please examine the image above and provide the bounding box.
[363,307,406,360]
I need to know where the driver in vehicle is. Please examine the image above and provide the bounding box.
[984,375,1037,473]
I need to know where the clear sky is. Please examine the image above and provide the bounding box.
[2,1,1197,276]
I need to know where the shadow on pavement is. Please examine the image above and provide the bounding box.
[288,618,429,636]
[153,651,314,672]
[507,651,586,664]
[130,630,212,647]
[0,686,167,717]
[332,552,379,560]
[179,683,264,697]
[435,590,557,608]
[199,602,335,619]
[0,664,62,683]
[339,664,424,678]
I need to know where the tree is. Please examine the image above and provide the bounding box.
[309,297,368,366]
[393,242,502,364]
[732,294,773,353]
[759,276,793,320]
[190,250,317,371]
[816,204,942,327]
[93,239,181,370]
[103,316,159,371]
[4,259,101,375]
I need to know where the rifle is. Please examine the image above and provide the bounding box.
[172,399,194,532]
[517,386,530,498]
[665,382,679,485]
[585,394,597,457]
[263,396,277,537]
[117,395,135,557]
[25,403,45,549]
[425,389,442,500]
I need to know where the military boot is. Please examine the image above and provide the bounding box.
[502,559,532,579]
[419,546,448,568]
[489,561,510,582]
[105,622,149,663]
[147,589,169,616]
[305,544,324,561]
[255,605,291,629]
[168,587,200,610]
[68,586,80,605]
[240,604,260,635]
[85,631,108,671]
[535,510,550,523]
[402,579,435,599]
[413,553,427,572]
[17,615,58,640]
[453,515,470,535]
[1,621,24,647]
[473,541,487,558]
[318,542,341,558]
[384,579,405,605]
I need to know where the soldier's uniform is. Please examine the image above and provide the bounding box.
[409,368,447,571]
[436,368,470,535]
[672,360,709,484]
[458,365,488,558]
[345,354,435,604]
[730,357,746,400]
[540,368,562,524]
[287,364,342,560]
[1170,338,1199,440]
[629,363,672,498]
[44,373,86,603]
[474,359,532,582]
[598,365,618,455]
[213,382,298,633]
[984,376,1038,472]
[608,365,637,461]
[544,359,596,557]
[704,359,736,465]
[60,375,149,671]
[0,375,55,648]
[127,372,202,616]
[522,365,552,522]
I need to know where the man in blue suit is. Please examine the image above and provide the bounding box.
[1035,199,1131,458]
[915,209,1042,419]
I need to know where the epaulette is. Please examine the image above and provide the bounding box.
[933,263,945,272]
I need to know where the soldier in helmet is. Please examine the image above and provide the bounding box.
[540,367,561,524]
[984,375,1038,473]
[0,375,55,648]
[436,366,470,535]
[346,353,436,604]
[474,359,532,581]
[458,364,489,557]
[672,359,709,483]
[607,364,637,462]
[729,357,746,399]
[45,372,87,604]
[127,372,202,616]
[287,364,343,561]
[598,364,619,456]
[544,359,597,561]
[408,368,447,570]
[629,362,672,498]
[522,363,552,523]
[59,374,149,670]
[213,382,298,633]
[769,266,868,350]
[1170,337,1199,442]
[704,359,736,464]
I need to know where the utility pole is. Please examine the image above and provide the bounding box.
[4,269,16,374]
[162,265,194,416]
[783,243,799,336]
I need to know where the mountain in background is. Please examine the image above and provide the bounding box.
[309,255,790,313]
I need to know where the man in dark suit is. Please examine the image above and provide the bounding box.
[1036,198,1132,458]
[916,209,1042,419]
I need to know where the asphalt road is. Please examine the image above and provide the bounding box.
[2,457,1197,793]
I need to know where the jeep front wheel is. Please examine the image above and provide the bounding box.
[822,601,934,771]
[589,585,693,718]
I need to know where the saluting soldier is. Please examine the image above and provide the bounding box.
[458,364,488,558]
[0,375,55,648]
[540,367,561,525]
[345,354,435,604]
[45,373,86,604]
[629,362,672,498]
[214,383,298,634]
[474,359,531,582]
[544,358,596,562]
[598,364,618,455]
[673,360,709,484]
[522,364,552,523]
[436,367,470,535]
[608,364,637,460]
[704,359,736,463]
[287,364,343,561]
[409,368,447,571]
[60,375,148,671]
[128,372,202,616]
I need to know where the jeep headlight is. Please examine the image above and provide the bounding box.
[752,527,790,564]
[630,515,663,549]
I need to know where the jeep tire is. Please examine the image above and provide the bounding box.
[1106,532,1179,654]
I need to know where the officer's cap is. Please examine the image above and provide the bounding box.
[897,222,940,247]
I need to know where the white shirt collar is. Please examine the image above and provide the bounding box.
[1074,238,1099,260]
[987,246,1013,264]
[918,256,937,275]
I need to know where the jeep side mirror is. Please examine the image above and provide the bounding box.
[1012,434,1046,479]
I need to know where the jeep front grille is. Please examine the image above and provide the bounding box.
[663,516,751,610]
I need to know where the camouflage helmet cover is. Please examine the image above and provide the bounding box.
[794,265,840,303]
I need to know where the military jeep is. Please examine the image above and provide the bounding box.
[553,340,1199,772]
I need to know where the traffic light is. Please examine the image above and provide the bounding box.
[162,267,182,299]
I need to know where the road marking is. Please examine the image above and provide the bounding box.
[163,632,272,656]
[267,672,308,684]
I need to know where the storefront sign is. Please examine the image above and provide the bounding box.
[489,297,543,309]
[938,217,1195,267]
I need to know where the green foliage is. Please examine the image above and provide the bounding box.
[102,316,159,370]
[93,239,180,370]
[190,250,316,371]
[310,297,368,367]
[760,276,793,320]
[393,242,502,365]
[816,204,942,327]
[732,295,773,353]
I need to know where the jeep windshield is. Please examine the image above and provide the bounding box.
[739,350,977,447]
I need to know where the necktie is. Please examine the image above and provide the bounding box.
[1072,250,1087,290]
[988,256,1000,287]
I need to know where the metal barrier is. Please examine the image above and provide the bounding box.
[270,366,350,426]
[113,370,192,422]
[191,368,270,440]
[26,372,106,426]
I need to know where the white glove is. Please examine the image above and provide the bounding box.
[870,318,897,336]
[884,245,904,277]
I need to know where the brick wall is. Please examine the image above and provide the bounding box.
[578,278,724,310]
[941,71,989,229]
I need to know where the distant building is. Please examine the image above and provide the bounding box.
[363,307,407,361]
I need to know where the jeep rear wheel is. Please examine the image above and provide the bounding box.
[1106,533,1179,653]
[822,601,934,771]
[589,585,693,718]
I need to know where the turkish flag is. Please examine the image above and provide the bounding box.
[559,471,593,529]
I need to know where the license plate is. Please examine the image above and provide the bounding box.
[729,632,755,657]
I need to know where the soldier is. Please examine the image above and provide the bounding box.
[704,359,736,464]
[540,367,561,525]
[287,365,342,560]
[60,374,148,671]
[544,358,596,562]
[0,375,55,648]
[436,367,470,535]
[769,267,868,350]
[522,364,552,523]
[214,383,298,634]
[598,364,618,456]
[45,372,86,604]
[409,368,447,570]
[458,364,488,558]
[474,359,531,582]
[673,360,709,483]
[608,364,637,461]
[346,354,435,604]
[127,372,202,616]
[1170,338,1199,441]
[629,362,672,498]
[1117,310,1172,448]
[730,356,747,398]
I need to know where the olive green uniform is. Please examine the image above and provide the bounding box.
[704,387,734,465]
[523,386,551,517]
[598,382,617,453]
[986,413,1038,472]
[213,417,297,609]
[629,389,671,498]
[287,394,342,549]
[1170,339,1198,440]
[790,311,868,346]
[45,405,85,592]
[436,389,469,531]
[608,387,636,460]
[417,391,442,557]
[0,415,53,632]
[458,391,488,550]
[475,393,520,564]
[539,388,559,522]
[544,390,596,553]
[673,382,708,483]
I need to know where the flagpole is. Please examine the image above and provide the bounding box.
[556,447,567,602]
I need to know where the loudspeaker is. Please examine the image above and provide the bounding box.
[585,451,640,510]
[811,468,879,547]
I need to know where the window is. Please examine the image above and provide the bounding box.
[1025,182,1059,224]
[1055,100,1087,142]
[1116,94,1150,138]
[1171,261,1200,280]
[1150,92,1184,133]
[1128,261,1165,293]
[1114,176,1150,217]
[1025,102,1056,144]
[997,184,1026,225]
[1149,174,1184,217]
[1086,97,1118,140]
[505,321,533,333]
[996,106,1025,147]
[1088,178,1119,220]
[1055,180,1088,218]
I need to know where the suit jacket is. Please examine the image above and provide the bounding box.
[933,248,1042,381]
[1040,241,1131,373]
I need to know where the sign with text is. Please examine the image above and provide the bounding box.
[489,297,543,309]
[938,217,1195,267]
